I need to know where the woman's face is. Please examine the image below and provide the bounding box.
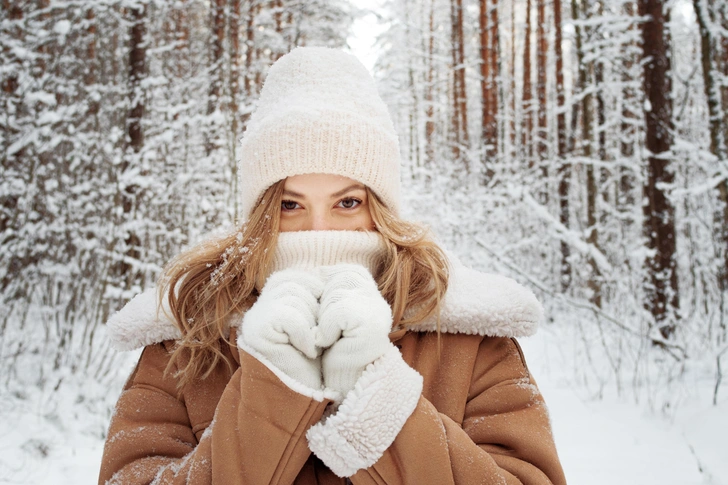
[279,173,375,232]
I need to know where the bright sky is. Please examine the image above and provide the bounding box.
[345,0,388,74]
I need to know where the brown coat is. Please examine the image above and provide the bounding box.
[99,259,567,484]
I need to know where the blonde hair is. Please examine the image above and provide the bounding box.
[160,182,449,388]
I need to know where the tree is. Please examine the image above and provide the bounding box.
[425,0,437,168]
[569,0,600,304]
[639,0,679,339]
[480,0,499,164]
[536,0,549,163]
[450,0,469,170]
[693,0,728,296]
[618,1,640,211]
[554,0,571,292]
[207,0,226,157]
[112,0,147,294]
[523,0,534,162]
[229,0,242,216]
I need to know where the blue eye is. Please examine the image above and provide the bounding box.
[338,198,362,209]
[281,200,300,211]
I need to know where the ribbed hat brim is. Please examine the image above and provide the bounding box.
[240,109,401,216]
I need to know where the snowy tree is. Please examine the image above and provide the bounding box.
[376,0,727,405]
[0,0,353,394]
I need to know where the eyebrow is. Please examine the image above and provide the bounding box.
[331,184,366,198]
[282,189,305,198]
[282,184,366,199]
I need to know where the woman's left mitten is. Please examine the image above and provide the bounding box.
[317,264,394,397]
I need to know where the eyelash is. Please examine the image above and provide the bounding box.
[281,200,300,211]
[280,198,363,211]
[337,197,362,209]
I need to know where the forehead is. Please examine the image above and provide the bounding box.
[283,173,366,194]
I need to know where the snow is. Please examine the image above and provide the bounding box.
[53,21,71,36]
[1,327,724,484]
[0,353,138,485]
[522,327,728,485]
[346,0,387,73]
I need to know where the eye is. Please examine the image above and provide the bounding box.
[337,197,362,209]
[281,200,300,211]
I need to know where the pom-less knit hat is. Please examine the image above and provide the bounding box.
[239,47,401,219]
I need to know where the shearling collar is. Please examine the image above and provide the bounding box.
[105,255,543,351]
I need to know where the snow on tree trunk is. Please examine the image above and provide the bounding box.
[229,0,241,219]
[523,0,534,163]
[639,0,679,339]
[479,0,498,166]
[693,0,728,296]
[554,0,571,292]
[450,0,469,172]
[537,0,549,172]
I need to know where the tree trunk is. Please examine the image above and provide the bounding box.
[244,0,256,102]
[571,0,598,301]
[536,0,548,161]
[510,1,517,154]
[639,0,679,339]
[229,0,241,218]
[404,0,420,171]
[489,0,499,165]
[480,0,498,164]
[128,4,146,154]
[554,0,567,159]
[116,1,147,290]
[451,0,469,171]
[554,0,571,292]
[594,24,607,307]
[722,5,728,149]
[568,0,585,154]
[619,1,638,210]
[1,1,22,95]
[207,0,226,156]
[86,7,99,116]
[174,3,189,81]
[694,0,728,300]
[523,0,533,162]
[694,0,726,158]
[274,0,283,34]
[0,0,24,275]
[425,0,436,167]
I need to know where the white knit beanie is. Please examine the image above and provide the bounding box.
[239,47,401,219]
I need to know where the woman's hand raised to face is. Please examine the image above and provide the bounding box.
[315,264,394,399]
[240,268,325,390]
[240,264,394,398]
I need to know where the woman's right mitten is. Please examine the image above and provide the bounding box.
[316,264,394,398]
[239,268,324,391]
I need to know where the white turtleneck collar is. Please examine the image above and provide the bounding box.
[267,230,387,277]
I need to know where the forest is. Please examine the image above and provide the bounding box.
[1,0,727,477]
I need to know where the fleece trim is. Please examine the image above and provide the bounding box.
[105,288,179,352]
[104,255,543,351]
[305,346,422,477]
[412,255,543,337]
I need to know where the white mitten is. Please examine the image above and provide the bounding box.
[239,268,324,391]
[316,264,394,398]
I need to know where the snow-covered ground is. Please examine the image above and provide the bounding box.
[522,327,728,485]
[0,328,725,484]
[0,349,139,485]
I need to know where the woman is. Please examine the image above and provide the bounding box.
[99,47,567,485]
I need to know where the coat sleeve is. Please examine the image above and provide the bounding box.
[98,343,332,485]
[306,337,567,485]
